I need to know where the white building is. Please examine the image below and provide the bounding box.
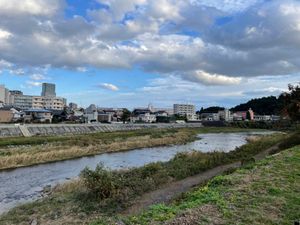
[13,95,33,110]
[41,97,65,110]
[0,85,9,104]
[218,109,233,121]
[84,104,98,123]
[173,104,195,116]
[131,112,156,123]
[200,113,220,121]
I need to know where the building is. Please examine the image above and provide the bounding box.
[153,108,174,115]
[41,83,56,97]
[84,104,98,123]
[233,108,254,121]
[0,108,13,123]
[8,90,23,105]
[69,102,78,110]
[0,85,9,104]
[200,112,220,121]
[98,113,112,123]
[254,115,281,121]
[23,109,53,123]
[131,112,156,123]
[173,104,195,116]
[131,108,156,123]
[218,109,233,121]
[41,97,65,110]
[13,95,33,110]
[3,83,66,110]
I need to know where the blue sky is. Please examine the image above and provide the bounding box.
[0,0,300,109]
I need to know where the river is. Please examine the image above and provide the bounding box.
[0,131,274,214]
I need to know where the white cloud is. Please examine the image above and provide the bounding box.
[26,81,42,87]
[193,0,263,12]
[30,74,47,80]
[184,70,242,85]
[0,29,12,39]
[9,68,25,75]
[0,0,62,16]
[97,83,119,91]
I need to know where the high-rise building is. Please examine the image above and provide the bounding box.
[41,83,56,97]
[173,104,195,116]
[0,85,10,104]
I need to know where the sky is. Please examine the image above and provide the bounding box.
[0,0,300,109]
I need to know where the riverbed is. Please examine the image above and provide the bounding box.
[0,131,274,214]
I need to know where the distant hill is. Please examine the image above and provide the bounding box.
[197,106,225,114]
[231,96,284,115]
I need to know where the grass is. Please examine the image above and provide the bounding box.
[0,130,290,225]
[0,128,193,170]
[0,127,262,170]
[94,145,300,225]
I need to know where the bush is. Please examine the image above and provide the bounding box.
[81,164,122,199]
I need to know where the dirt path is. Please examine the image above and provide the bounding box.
[124,144,280,215]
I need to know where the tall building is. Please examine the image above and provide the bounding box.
[0,85,10,104]
[41,83,56,97]
[173,104,195,116]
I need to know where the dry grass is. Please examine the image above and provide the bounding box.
[0,129,193,170]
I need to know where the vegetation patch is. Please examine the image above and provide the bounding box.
[107,145,300,225]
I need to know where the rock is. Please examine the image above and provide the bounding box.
[30,218,38,225]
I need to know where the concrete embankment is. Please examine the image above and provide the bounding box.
[0,123,203,138]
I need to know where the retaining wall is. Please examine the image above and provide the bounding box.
[0,123,203,138]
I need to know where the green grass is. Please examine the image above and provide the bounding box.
[108,146,300,225]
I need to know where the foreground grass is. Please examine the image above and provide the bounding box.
[95,145,300,225]
[0,127,261,170]
[0,131,289,225]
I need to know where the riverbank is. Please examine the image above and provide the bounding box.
[118,145,300,225]
[0,131,293,225]
[0,127,261,170]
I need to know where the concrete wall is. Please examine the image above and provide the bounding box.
[0,123,203,138]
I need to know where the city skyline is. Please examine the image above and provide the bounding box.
[1,0,300,108]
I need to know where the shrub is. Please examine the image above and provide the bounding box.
[80,164,122,199]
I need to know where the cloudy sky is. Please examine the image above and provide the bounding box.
[0,0,299,109]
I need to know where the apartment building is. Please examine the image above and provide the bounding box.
[173,104,195,116]
[2,83,66,110]
[13,95,33,110]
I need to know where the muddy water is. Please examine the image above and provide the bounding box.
[0,131,274,214]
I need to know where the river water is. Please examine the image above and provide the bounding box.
[0,131,274,214]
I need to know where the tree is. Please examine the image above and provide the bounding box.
[231,96,284,115]
[246,111,251,120]
[121,108,131,123]
[281,83,300,121]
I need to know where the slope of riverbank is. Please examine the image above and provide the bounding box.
[0,127,260,170]
[0,131,292,225]
[118,145,300,225]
